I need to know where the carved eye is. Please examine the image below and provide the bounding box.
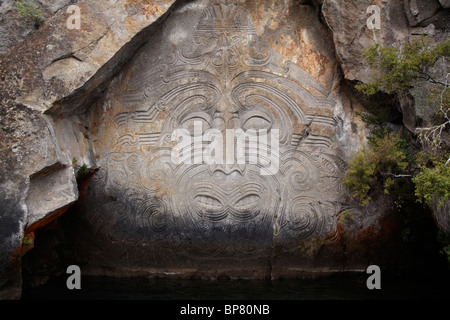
[180,112,212,134]
[242,114,272,131]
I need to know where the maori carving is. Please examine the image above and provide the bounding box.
[87,1,345,258]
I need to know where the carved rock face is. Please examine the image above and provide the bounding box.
[82,1,345,271]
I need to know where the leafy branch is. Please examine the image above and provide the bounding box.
[348,37,450,207]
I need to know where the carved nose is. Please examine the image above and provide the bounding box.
[209,111,246,175]
[211,111,241,131]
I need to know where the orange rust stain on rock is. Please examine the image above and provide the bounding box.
[302,51,328,82]
[335,212,403,256]
[243,0,332,87]
[25,204,75,235]
[276,34,329,86]
[125,0,165,20]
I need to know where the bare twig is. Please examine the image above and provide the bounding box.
[381,173,413,178]
[416,70,450,153]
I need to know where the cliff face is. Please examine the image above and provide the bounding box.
[323,0,450,132]
[0,0,176,299]
[0,0,448,299]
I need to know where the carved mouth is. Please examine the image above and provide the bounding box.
[191,183,264,221]
[195,195,223,211]
[194,194,260,212]
[233,194,260,211]
[175,166,279,223]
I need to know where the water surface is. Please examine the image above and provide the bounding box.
[22,271,449,300]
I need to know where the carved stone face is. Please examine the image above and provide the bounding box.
[87,2,344,258]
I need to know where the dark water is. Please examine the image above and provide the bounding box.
[21,271,450,300]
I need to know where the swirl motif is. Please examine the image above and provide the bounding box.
[139,198,170,233]
[284,197,323,240]
[284,154,318,192]
[85,2,344,257]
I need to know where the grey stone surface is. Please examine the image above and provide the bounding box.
[0,0,175,299]
[322,0,449,133]
[405,0,443,27]
[322,0,449,82]
[0,104,60,299]
[322,0,411,83]
[55,0,364,278]
[0,0,72,56]
[432,199,450,232]
[25,164,78,228]
[3,0,445,298]
[440,0,450,9]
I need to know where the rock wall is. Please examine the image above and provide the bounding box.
[0,0,72,56]
[323,0,449,83]
[0,0,448,298]
[60,0,350,280]
[0,0,176,299]
[323,0,449,133]
[323,0,450,228]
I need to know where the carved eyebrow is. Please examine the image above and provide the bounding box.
[233,82,307,124]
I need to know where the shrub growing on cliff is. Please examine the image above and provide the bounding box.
[356,37,450,152]
[15,1,44,28]
[344,150,374,206]
[350,37,450,208]
[413,153,450,207]
[77,163,88,176]
[344,132,410,206]
[355,36,450,96]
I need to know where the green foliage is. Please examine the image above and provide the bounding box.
[352,37,450,209]
[396,137,415,164]
[352,37,450,262]
[274,224,279,236]
[72,157,78,165]
[413,153,450,207]
[355,110,388,130]
[401,225,413,243]
[344,150,374,206]
[77,163,88,176]
[339,209,354,226]
[355,36,450,96]
[22,236,33,245]
[15,1,44,28]
[344,132,410,206]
